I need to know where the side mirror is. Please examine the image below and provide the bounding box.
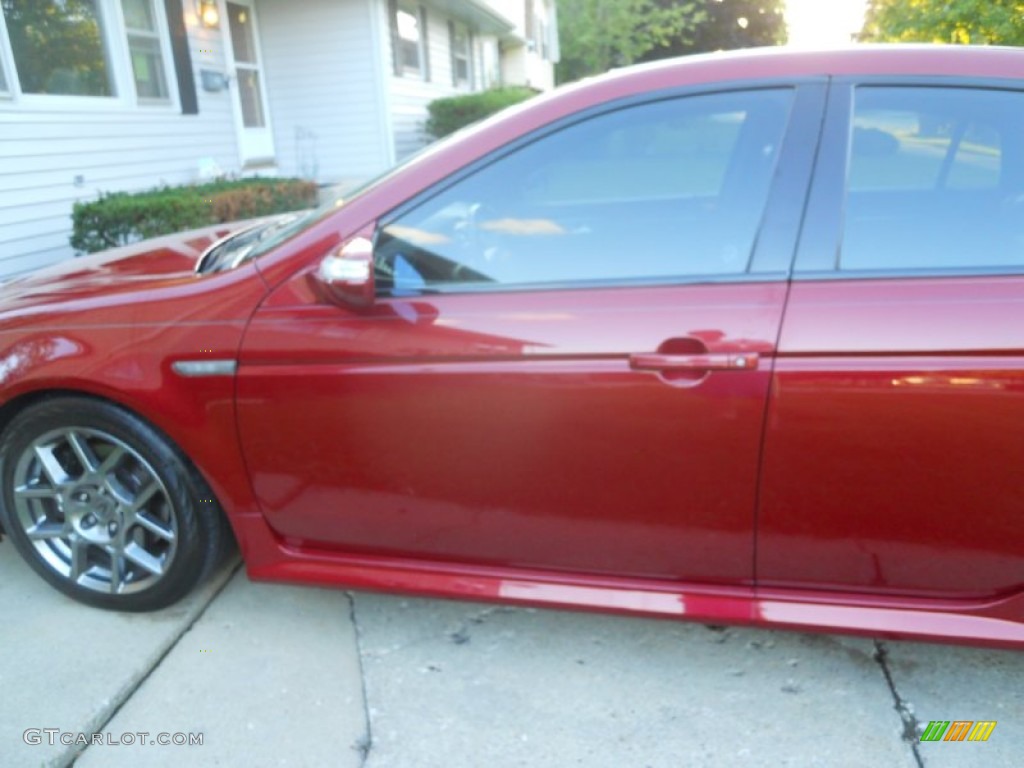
[311,236,375,309]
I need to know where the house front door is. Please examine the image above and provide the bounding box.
[224,0,275,165]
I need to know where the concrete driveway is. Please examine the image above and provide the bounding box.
[1,542,1021,767]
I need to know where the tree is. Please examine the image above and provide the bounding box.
[641,0,787,63]
[860,0,1024,46]
[556,0,709,83]
[556,0,787,84]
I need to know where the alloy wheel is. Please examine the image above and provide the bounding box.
[11,427,178,595]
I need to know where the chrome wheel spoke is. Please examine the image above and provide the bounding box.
[107,549,124,594]
[26,520,67,541]
[130,510,176,542]
[33,443,71,486]
[69,535,90,584]
[123,542,164,576]
[14,484,58,500]
[66,430,100,474]
[96,445,126,477]
[129,481,161,512]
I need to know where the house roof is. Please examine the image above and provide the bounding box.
[433,0,516,38]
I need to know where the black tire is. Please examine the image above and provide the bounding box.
[0,396,231,611]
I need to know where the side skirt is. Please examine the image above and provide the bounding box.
[232,514,1024,649]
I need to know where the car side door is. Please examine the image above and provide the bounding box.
[237,82,825,586]
[759,79,1024,598]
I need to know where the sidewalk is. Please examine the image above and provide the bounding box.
[1,543,1021,767]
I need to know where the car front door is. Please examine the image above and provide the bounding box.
[759,81,1024,598]
[237,83,824,585]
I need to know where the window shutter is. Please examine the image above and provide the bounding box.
[419,6,430,81]
[448,20,456,86]
[388,0,402,76]
[164,0,198,114]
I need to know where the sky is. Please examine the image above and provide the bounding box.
[785,0,870,47]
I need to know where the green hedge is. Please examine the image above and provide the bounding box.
[70,177,319,254]
[424,86,538,140]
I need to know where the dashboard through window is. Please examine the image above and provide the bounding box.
[374,89,795,295]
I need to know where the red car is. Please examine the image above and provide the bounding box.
[1,45,1023,648]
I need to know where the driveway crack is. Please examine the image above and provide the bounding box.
[346,592,374,767]
[873,640,925,768]
[68,558,241,767]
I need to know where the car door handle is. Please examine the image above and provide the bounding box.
[629,352,759,372]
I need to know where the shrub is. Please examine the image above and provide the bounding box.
[424,86,538,139]
[70,177,318,254]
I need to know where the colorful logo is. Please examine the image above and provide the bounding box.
[920,721,996,742]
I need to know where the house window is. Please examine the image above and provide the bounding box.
[532,0,551,60]
[525,0,552,60]
[3,0,116,96]
[0,0,172,103]
[392,3,428,80]
[121,0,168,100]
[449,22,471,88]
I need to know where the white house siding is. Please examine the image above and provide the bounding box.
[0,18,240,278]
[500,40,554,91]
[257,0,393,185]
[386,2,490,161]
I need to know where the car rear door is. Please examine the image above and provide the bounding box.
[759,79,1024,598]
[237,82,825,586]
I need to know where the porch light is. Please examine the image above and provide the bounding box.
[197,0,220,28]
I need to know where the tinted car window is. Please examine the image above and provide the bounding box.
[841,86,1024,271]
[374,89,794,295]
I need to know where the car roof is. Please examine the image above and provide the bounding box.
[611,43,1021,82]
[555,44,1022,109]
